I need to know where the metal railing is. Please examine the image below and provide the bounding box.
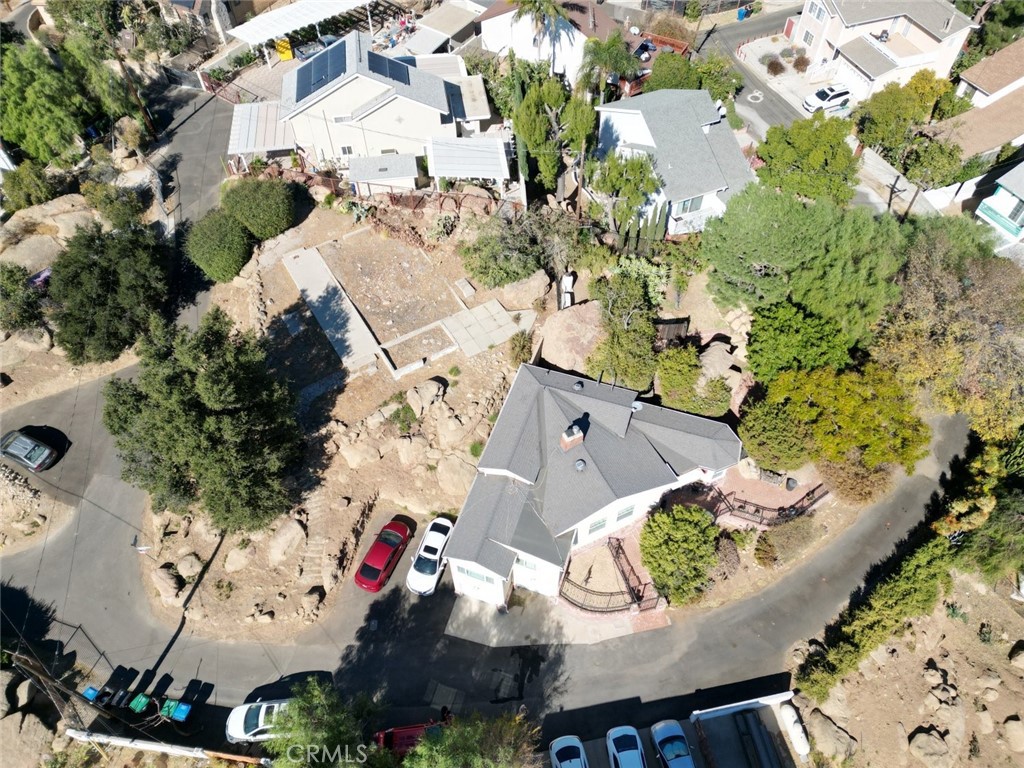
[977,200,1023,237]
[608,537,645,602]
[708,483,830,527]
[559,576,636,613]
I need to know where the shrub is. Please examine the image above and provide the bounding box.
[0,263,44,331]
[469,440,484,458]
[222,178,295,241]
[754,531,778,567]
[793,55,810,73]
[780,47,794,59]
[429,214,458,241]
[758,53,777,66]
[767,59,786,76]
[739,399,814,471]
[186,208,253,283]
[1,161,57,211]
[508,330,534,366]
[640,504,719,605]
[321,192,336,209]
[764,516,820,563]
[81,181,146,230]
[388,402,418,434]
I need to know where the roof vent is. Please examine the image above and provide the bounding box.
[631,401,644,412]
[943,15,952,31]
[575,459,587,472]
[573,381,584,391]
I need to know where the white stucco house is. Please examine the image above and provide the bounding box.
[594,90,755,236]
[786,0,975,101]
[476,0,619,88]
[444,365,742,608]
[976,162,1024,250]
[225,31,491,171]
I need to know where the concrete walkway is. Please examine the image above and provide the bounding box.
[441,300,535,357]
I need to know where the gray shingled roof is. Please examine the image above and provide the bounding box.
[596,90,754,205]
[997,162,1024,201]
[446,365,743,571]
[281,31,449,118]
[839,37,898,79]
[823,0,973,39]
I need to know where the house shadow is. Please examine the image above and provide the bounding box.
[330,585,570,729]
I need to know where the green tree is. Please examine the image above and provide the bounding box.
[466,52,548,120]
[747,301,851,382]
[510,0,572,69]
[644,53,700,92]
[1004,427,1024,477]
[903,69,951,122]
[0,264,44,331]
[403,713,542,768]
[50,224,167,364]
[460,206,577,286]
[263,679,389,768]
[221,178,296,241]
[685,0,703,21]
[186,208,253,283]
[81,181,146,230]
[756,113,858,204]
[640,504,719,605]
[562,96,596,160]
[0,161,57,211]
[693,54,743,102]
[854,82,920,162]
[587,271,658,390]
[703,187,904,347]
[959,490,1024,583]
[769,364,930,473]
[904,138,962,190]
[0,44,89,163]
[578,30,639,103]
[657,345,732,417]
[588,152,660,233]
[103,308,301,531]
[513,79,568,189]
[738,398,814,471]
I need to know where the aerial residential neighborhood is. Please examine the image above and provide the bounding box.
[1,0,1023,766]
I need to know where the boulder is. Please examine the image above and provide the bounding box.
[976,708,994,735]
[176,553,203,579]
[981,687,999,702]
[922,667,944,687]
[0,669,20,718]
[301,586,326,614]
[806,709,858,759]
[397,435,430,467]
[151,565,184,602]
[1004,716,1024,753]
[974,669,1001,691]
[0,712,55,768]
[496,269,551,310]
[268,518,307,567]
[224,546,251,573]
[536,300,603,373]
[1010,642,1024,670]
[10,328,53,353]
[698,341,743,391]
[436,454,477,498]
[12,680,36,710]
[406,381,444,418]
[337,439,382,469]
[255,611,275,624]
[909,729,952,768]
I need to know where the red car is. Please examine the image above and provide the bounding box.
[354,519,411,592]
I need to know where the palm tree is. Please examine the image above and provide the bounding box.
[510,0,574,73]
[578,30,640,103]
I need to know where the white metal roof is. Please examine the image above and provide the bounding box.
[227,0,372,46]
[418,3,479,36]
[227,102,296,154]
[402,26,450,55]
[427,136,509,181]
[348,153,420,182]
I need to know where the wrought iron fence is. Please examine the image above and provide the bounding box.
[560,576,635,613]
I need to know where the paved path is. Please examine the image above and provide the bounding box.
[0,375,969,742]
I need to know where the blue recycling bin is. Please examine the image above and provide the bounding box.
[738,8,746,19]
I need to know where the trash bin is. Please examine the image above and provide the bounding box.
[738,8,746,19]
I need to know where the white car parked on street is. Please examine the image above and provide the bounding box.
[607,726,648,768]
[550,735,589,768]
[225,699,289,743]
[405,518,454,596]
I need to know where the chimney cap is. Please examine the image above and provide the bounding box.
[573,380,584,391]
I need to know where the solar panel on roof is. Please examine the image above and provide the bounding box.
[295,42,349,105]
[389,57,410,85]
[367,51,388,77]
[328,41,346,80]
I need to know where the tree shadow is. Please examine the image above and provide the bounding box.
[166,218,214,319]
[244,670,334,703]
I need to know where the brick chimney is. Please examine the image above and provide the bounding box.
[560,424,584,452]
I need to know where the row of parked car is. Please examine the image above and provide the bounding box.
[551,721,695,768]
[353,515,454,596]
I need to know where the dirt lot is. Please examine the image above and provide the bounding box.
[801,572,1024,768]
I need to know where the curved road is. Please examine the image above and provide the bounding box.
[0,374,968,739]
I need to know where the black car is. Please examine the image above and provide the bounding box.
[1,430,58,472]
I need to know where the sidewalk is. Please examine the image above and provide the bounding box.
[444,591,670,647]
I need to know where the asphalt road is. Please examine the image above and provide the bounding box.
[699,9,805,135]
[0,373,970,744]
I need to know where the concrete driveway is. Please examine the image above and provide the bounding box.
[0,374,970,745]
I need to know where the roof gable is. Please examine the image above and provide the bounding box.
[959,37,1024,95]
[823,0,974,40]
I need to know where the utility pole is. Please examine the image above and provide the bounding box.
[96,12,158,140]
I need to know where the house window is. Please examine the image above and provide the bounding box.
[515,555,537,570]
[1011,198,1024,224]
[456,565,495,584]
[339,146,353,156]
[803,30,815,45]
[674,196,703,216]
[380,149,398,155]
[588,517,607,536]
[616,506,635,522]
[808,1,824,21]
